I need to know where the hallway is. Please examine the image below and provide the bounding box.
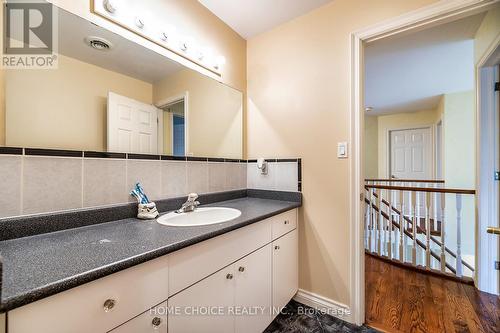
[365,254,499,333]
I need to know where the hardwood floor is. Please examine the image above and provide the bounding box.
[365,254,500,333]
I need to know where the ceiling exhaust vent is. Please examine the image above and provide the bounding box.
[84,36,113,51]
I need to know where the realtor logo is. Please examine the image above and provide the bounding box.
[2,1,58,68]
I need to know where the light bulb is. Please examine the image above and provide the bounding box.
[103,0,117,13]
[135,16,145,29]
[214,55,226,69]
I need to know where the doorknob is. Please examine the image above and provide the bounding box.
[486,227,500,235]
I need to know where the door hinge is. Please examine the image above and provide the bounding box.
[495,261,500,271]
[495,82,500,92]
[495,171,500,181]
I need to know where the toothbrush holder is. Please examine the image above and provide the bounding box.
[137,202,159,220]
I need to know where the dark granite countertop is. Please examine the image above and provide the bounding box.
[0,195,300,312]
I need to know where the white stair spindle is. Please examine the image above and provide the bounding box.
[399,190,405,262]
[411,191,417,265]
[388,189,393,259]
[376,189,382,255]
[425,192,431,268]
[456,194,463,277]
[440,192,446,272]
[370,188,376,253]
[365,188,370,250]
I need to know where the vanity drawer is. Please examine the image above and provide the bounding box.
[271,209,297,239]
[8,256,169,333]
[110,302,167,333]
[168,218,272,296]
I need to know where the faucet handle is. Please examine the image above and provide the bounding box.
[187,193,198,202]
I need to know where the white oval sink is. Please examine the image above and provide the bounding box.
[157,207,241,227]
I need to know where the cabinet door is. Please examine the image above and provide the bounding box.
[110,302,167,333]
[234,245,272,333]
[272,230,298,315]
[168,267,235,333]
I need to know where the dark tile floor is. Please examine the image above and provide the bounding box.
[264,300,378,333]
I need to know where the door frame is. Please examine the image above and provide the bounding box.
[155,91,190,156]
[476,40,500,294]
[349,0,497,325]
[385,125,435,179]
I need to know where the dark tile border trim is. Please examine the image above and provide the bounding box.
[161,155,187,161]
[25,148,83,158]
[208,157,225,162]
[84,151,126,159]
[127,153,160,160]
[0,147,23,155]
[186,156,208,162]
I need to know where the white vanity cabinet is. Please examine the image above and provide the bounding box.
[272,229,299,315]
[7,208,298,333]
[110,302,168,333]
[168,244,272,333]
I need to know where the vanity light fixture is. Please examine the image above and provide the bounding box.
[94,0,227,73]
[84,36,113,51]
[103,0,116,14]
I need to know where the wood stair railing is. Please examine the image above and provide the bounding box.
[369,190,474,273]
[364,183,476,279]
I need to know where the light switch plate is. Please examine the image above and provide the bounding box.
[337,142,348,159]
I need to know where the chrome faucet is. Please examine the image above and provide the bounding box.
[176,193,200,213]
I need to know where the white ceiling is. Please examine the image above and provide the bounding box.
[198,0,333,39]
[59,9,183,83]
[364,13,486,115]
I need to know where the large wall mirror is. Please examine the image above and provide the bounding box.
[2,6,243,159]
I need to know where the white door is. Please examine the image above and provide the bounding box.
[390,127,432,180]
[272,230,298,317]
[107,92,159,154]
[168,266,235,333]
[234,244,272,333]
[390,127,432,217]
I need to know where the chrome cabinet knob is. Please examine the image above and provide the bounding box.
[274,245,280,250]
[238,266,245,272]
[284,220,289,225]
[151,317,162,328]
[226,273,233,280]
[103,299,116,312]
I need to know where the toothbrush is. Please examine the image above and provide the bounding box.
[130,190,142,203]
[135,183,150,204]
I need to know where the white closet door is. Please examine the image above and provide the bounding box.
[107,92,158,154]
[390,127,432,180]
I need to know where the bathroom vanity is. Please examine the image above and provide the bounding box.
[0,194,300,333]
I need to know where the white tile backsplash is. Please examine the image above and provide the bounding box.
[127,160,162,202]
[161,161,187,198]
[83,158,128,207]
[1,151,299,219]
[0,155,22,218]
[208,162,226,193]
[187,162,209,194]
[247,160,299,192]
[23,156,83,215]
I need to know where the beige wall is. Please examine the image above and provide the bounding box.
[6,54,152,151]
[364,116,378,179]
[154,69,243,158]
[442,90,475,259]
[474,5,500,64]
[377,108,440,178]
[247,0,439,306]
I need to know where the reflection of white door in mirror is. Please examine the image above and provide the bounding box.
[107,92,160,154]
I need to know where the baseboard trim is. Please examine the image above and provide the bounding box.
[293,289,352,323]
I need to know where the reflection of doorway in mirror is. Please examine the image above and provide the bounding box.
[157,95,188,157]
